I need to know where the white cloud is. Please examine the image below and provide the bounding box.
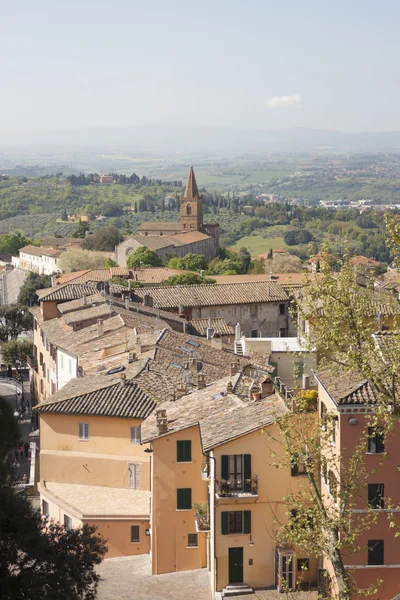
[267,95,302,108]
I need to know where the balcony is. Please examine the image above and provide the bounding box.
[194,503,210,532]
[216,475,259,502]
[26,355,38,370]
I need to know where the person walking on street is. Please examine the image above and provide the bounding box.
[19,442,24,458]
[12,458,20,478]
[24,441,29,458]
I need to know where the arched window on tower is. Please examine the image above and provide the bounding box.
[186,204,191,216]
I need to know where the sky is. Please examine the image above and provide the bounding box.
[1,0,400,135]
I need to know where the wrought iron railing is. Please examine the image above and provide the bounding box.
[216,475,259,497]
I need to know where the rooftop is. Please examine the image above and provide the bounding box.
[35,375,156,419]
[19,245,61,258]
[315,369,376,406]
[182,165,200,199]
[138,221,180,231]
[141,375,287,450]
[42,482,149,518]
[189,317,234,337]
[134,281,288,309]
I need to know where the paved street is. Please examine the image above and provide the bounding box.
[0,375,35,482]
[97,555,212,600]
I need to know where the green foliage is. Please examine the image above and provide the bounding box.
[81,226,122,252]
[71,222,90,238]
[207,248,251,275]
[0,233,32,255]
[0,306,32,342]
[17,273,52,307]
[104,257,118,268]
[167,253,208,271]
[109,277,143,288]
[1,339,33,382]
[162,274,216,286]
[283,229,313,246]
[126,247,162,268]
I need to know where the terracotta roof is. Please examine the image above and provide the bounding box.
[189,318,235,337]
[128,234,175,251]
[138,222,181,231]
[211,273,309,285]
[167,231,210,245]
[62,304,113,326]
[56,267,196,286]
[350,256,382,267]
[36,379,156,419]
[141,375,287,450]
[58,294,105,314]
[315,369,377,405]
[134,281,288,309]
[55,270,92,285]
[37,283,99,301]
[183,165,200,199]
[41,483,150,518]
[19,245,61,258]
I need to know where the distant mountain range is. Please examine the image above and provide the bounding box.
[2,126,400,154]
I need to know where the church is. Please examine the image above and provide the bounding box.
[116,166,220,266]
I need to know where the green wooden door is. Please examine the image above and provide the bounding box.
[229,547,243,584]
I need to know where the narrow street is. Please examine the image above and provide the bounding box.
[0,375,35,482]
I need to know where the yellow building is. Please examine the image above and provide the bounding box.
[35,370,156,558]
[141,375,318,595]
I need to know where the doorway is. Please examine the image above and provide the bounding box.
[277,550,295,592]
[228,547,243,584]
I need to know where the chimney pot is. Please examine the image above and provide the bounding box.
[227,381,233,393]
[156,408,168,434]
[97,319,104,337]
[119,372,126,386]
[125,297,130,310]
[197,374,206,390]
[82,294,87,305]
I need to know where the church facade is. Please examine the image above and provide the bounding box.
[116,166,220,266]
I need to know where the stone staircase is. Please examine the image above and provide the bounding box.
[234,340,243,356]
[221,583,254,598]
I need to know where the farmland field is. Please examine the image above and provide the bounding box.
[232,235,289,256]
[243,168,295,183]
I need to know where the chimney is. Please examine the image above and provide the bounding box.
[125,297,130,310]
[156,409,168,435]
[82,294,87,306]
[128,351,137,363]
[119,372,126,387]
[302,374,310,390]
[211,336,223,350]
[176,383,187,398]
[143,293,153,307]
[50,276,54,287]
[197,374,206,390]
[77,366,84,378]
[135,336,142,355]
[97,319,104,337]
[230,360,240,377]
[168,389,176,402]
[227,381,233,394]
[249,382,261,401]
[260,377,273,397]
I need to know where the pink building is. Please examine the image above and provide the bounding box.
[316,369,400,600]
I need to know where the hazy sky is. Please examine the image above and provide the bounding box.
[1,0,400,135]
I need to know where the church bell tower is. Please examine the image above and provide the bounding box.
[180,165,203,231]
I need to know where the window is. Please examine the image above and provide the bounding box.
[290,457,306,477]
[78,423,89,440]
[250,304,258,318]
[64,514,72,530]
[279,328,287,337]
[187,533,198,547]
[321,402,327,427]
[368,427,385,454]
[68,358,73,374]
[297,558,310,571]
[130,426,141,444]
[221,510,251,535]
[295,362,304,379]
[60,354,64,369]
[177,488,192,510]
[270,361,278,377]
[368,540,384,565]
[186,204,191,215]
[177,440,191,462]
[290,509,298,529]
[221,454,252,491]
[250,329,258,338]
[42,500,49,517]
[279,303,285,315]
[130,525,140,543]
[368,484,384,509]
[128,463,140,489]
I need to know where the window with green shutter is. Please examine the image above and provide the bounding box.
[221,510,251,534]
[177,440,192,462]
[177,488,192,510]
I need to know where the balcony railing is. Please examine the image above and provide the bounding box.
[194,503,210,532]
[216,475,259,498]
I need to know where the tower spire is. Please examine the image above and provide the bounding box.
[183,165,199,199]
